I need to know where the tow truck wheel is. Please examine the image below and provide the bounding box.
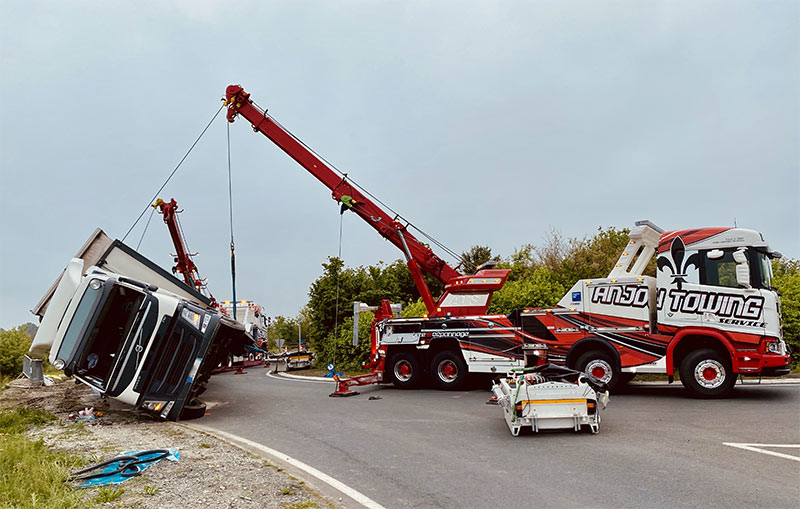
[388,352,421,389]
[679,349,736,398]
[576,351,619,390]
[431,351,467,390]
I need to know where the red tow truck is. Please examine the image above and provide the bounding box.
[224,85,790,397]
[522,221,791,396]
[224,85,549,394]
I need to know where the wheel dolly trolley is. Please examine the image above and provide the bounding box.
[492,364,609,436]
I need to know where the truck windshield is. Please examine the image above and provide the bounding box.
[76,283,145,388]
[55,281,103,363]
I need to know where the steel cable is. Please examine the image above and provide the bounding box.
[253,102,467,267]
[122,104,225,243]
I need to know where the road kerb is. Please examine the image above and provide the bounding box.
[179,423,386,509]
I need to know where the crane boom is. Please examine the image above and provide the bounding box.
[224,85,508,316]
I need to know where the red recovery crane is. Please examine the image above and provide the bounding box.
[153,197,218,308]
[225,85,550,396]
[224,85,510,317]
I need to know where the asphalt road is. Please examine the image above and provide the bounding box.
[199,371,800,508]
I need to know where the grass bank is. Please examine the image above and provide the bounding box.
[0,407,86,509]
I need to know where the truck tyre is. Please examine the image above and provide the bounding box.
[431,351,467,390]
[679,349,735,398]
[576,351,620,390]
[180,398,207,420]
[388,352,422,389]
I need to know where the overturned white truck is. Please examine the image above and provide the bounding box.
[29,229,253,420]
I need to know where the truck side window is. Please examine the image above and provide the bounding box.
[701,249,738,288]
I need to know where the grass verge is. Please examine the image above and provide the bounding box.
[0,407,85,509]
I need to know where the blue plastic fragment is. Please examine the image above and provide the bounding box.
[80,448,179,488]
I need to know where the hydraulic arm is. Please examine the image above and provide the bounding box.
[224,85,508,316]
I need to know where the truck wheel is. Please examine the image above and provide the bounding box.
[431,351,467,390]
[388,352,421,389]
[576,351,619,390]
[679,349,735,398]
[180,398,207,420]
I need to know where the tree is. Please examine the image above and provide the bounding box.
[0,327,33,378]
[773,257,800,364]
[558,226,635,287]
[402,298,428,318]
[488,267,565,313]
[460,245,498,274]
[306,257,436,367]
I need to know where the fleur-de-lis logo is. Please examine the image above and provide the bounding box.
[657,237,700,290]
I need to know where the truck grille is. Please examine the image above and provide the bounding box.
[150,327,198,396]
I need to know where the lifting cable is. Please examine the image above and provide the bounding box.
[332,211,345,369]
[135,206,157,251]
[227,121,237,320]
[254,102,467,268]
[122,104,225,244]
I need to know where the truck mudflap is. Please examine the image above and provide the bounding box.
[491,364,609,436]
[136,307,252,421]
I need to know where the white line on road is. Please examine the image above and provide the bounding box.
[185,424,387,509]
[723,443,800,462]
[266,372,334,384]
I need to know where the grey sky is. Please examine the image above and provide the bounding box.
[1,0,798,329]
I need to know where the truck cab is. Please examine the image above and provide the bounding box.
[533,221,790,397]
[30,234,253,420]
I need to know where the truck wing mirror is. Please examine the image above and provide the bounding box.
[733,248,751,289]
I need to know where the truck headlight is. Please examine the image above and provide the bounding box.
[53,359,65,370]
[766,341,784,355]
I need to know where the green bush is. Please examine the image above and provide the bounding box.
[773,258,800,364]
[0,327,33,378]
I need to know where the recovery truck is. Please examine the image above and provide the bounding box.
[29,229,254,419]
[225,85,790,398]
[225,85,550,393]
[522,221,791,397]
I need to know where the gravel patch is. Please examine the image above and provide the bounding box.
[1,380,336,509]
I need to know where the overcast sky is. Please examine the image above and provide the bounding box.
[1,0,798,329]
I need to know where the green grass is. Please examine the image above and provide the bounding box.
[198,442,213,448]
[0,407,56,434]
[0,407,86,509]
[283,502,318,509]
[281,488,294,496]
[290,367,370,378]
[93,486,125,503]
[142,485,159,496]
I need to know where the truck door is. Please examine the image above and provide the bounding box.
[656,240,701,328]
[696,248,768,336]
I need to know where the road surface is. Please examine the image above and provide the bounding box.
[199,371,800,508]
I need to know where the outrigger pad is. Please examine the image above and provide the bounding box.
[329,390,360,397]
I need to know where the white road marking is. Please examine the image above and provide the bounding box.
[185,424,387,509]
[723,443,800,462]
[266,372,334,384]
